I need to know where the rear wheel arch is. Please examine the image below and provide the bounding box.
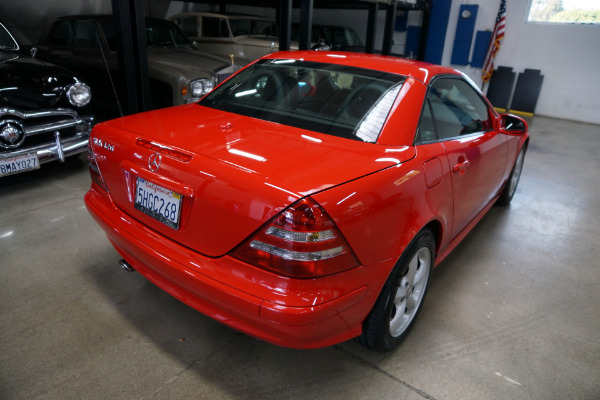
[522,138,530,155]
[423,220,443,260]
[358,226,436,351]
[395,219,443,268]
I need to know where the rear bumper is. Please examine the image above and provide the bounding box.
[85,187,392,349]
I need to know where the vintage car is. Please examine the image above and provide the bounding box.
[36,16,235,119]
[169,12,282,66]
[0,21,93,177]
[85,51,529,351]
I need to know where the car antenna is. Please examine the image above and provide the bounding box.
[97,31,124,117]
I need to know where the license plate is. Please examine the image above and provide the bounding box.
[134,177,182,229]
[0,153,40,177]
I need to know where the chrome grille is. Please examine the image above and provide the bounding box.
[215,64,242,85]
[0,108,93,152]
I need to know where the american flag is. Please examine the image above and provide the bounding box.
[482,0,507,83]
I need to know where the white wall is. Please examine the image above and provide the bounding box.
[442,0,600,125]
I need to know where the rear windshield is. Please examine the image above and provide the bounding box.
[199,59,405,143]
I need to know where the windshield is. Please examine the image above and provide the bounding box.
[101,19,194,51]
[200,60,405,143]
[229,18,279,36]
[145,19,194,48]
[0,23,18,51]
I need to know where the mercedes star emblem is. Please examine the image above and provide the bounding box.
[148,153,161,172]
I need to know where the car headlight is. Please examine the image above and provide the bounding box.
[190,78,215,98]
[66,82,92,107]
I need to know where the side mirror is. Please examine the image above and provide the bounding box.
[499,114,527,134]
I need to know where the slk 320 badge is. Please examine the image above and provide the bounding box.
[93,137,114,152]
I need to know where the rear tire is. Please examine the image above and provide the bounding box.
[358,229,435,352]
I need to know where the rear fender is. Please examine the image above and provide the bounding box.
[312,152,452,271]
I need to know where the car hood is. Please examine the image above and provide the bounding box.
[147,47,230,77]
[233,36,300,51]
[234,35,278,46]
[0,53,78,109]
[93,104,415,256]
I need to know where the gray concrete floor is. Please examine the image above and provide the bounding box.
[1,116,599,399]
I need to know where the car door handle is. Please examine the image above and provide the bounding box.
[453,159,470,173]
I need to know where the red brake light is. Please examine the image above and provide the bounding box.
[136,138,192,162]
[233,198,359,278]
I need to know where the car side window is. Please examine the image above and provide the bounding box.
[49,20,98,49]
[48,21,72,47]
[347,28,362,47]
[101,22,117,51]
[428,78,491,140]
[229,20,252,36]
[416,100,437,144]
[332,28,347,48]
[74,21,98,49]
[202,17,229,38]
[175,17,198,37]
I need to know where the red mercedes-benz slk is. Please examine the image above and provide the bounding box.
[85,51,528,351]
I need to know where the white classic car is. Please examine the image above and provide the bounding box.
[169,12,293,66]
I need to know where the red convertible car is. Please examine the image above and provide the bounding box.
[85,51,528,351]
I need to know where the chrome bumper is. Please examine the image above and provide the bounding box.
[2,131,91,164]
[0,108,94,164]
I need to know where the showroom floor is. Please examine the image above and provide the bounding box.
[1,116,599,400]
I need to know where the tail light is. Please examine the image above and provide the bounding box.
[87,142,109,193]
[233,198,359,278]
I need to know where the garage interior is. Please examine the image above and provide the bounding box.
[1,0,599,399]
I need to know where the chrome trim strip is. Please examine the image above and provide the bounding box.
[0,107,81,119]
[0,108,93,136]
[25,118,88,135]
[0,22,20,52]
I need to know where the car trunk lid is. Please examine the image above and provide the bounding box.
[90,104,415,256]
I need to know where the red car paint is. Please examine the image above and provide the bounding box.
[85,51,528,349]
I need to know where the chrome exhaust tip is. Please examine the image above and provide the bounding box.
[119,259,135,272]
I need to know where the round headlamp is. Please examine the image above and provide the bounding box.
[190,78,215,98]
[66,82,91,107]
